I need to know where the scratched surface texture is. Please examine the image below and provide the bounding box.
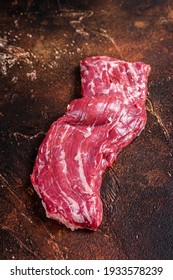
[0,0,173,260]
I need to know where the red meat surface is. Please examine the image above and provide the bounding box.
[31,56,150,230]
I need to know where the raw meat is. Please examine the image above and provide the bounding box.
[31,56,150,231]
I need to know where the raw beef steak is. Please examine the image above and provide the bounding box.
[31,56,150,230]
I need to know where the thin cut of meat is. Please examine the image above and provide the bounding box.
[31,56,151,231]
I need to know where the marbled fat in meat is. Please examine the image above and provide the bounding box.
[31,56,150,230]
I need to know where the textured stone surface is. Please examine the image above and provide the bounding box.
[0,0,173,260]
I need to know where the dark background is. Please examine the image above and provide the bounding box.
[0,0,173,259]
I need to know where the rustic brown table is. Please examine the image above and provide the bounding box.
[0,0,173,260]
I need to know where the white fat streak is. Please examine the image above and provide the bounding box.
[45,134,51,161]
[133,90,141,98]
[128,63,138,82]
[38,158,45,165]
[42,184,85,224]
[127,86,133,93]
[108,116,113,122]
[110,83,129,105]
[88,80,95,94]
[102,88,109,94]
[38,157,45,173]
[84,126,92,138]
[107,61,118,76]
[61,191,85,223]
[45,149,50,160]
[43,200,80,230]
[46,211,82,230]
[117,126,128,135]
[80,64,87,71]
[59,149,67,173]
[140,82,146,89]
[110,82,124,92]
[61,124,72,141]
[38,164,44,173]
[81,200,92,224]
[81,77,86,83]
[109,61,119,68]
[60,179,94,224]
[74,150,93,195]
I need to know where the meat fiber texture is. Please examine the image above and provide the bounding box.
[31,56,150,231]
